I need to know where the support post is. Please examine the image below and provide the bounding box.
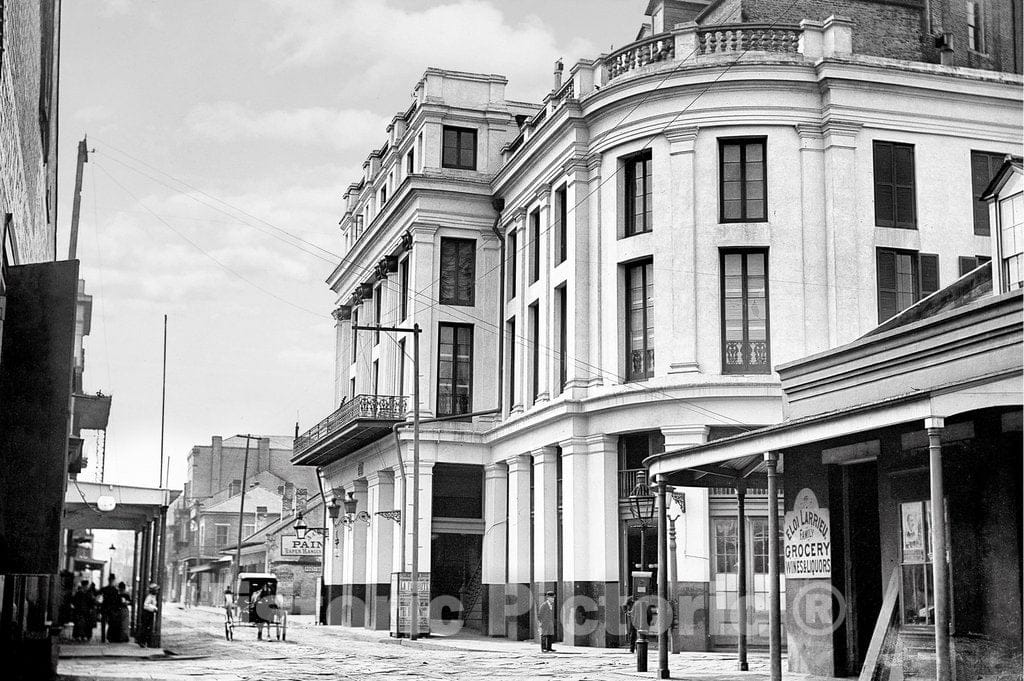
[411,323,421,641]
[765,452,782,681]
[668,513,679,654]
[234,437,252,586]
[736,481,749,671]
[153,505,168,647]
[656,476,670,679]
[926,417,951,681]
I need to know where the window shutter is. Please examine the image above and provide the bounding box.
[873,142,895,227]
[877,249,898,322]
[893,144,916,228]
[439,239,456,303]
[958,256,977,277]
[972,152,993,235]
[456,240,475,305]
[919,253,939,297]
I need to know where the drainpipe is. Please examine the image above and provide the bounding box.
[391,408,500,573]
[489,197,506,417]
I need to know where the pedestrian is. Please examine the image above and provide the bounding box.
[223,587,236,622]
[71,581,93,641]
[115,582,131,643]
[137,583,159,648]
[537,590,556,653]
[624,595,638,652]
[254,586,273,641]
[100,574,119,643]
[87,582,99,640]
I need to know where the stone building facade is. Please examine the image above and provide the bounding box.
[294,0,1022,654]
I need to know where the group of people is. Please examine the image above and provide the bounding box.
[68,575,161,647]
[70,575,131,642]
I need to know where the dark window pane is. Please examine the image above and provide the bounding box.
[721,250,770,373]
[720,139,767,222]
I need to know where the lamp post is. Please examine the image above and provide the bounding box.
[353,322,421,639]
[629,470,655,672]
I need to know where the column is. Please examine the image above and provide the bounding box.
[560,435,621,647]
[535,186,551,404]
[506,454,533,640]
[325,486,345,625]
[509,210,527,414]
[585,153,604,387]
[565,159,591,396]
[926,417,951,681]
[343,479,368,627]
[532,446,559,641]
[765,452,782,681]
[796,124,828,356]
[736,481,749,671]
[365,470,395,630]
[391,464,406,573]
[482,462,509,636]
[665,126,701,373]
[821,121,864,345]
[409,224,438,418]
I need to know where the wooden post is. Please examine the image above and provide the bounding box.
[736,480,749,671]
[765,453,782,681]
[926,418,951,681]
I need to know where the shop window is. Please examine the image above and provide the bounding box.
[900,500,935,626]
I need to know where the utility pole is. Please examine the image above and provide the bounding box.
[353,323,421,638]
[68,137,89,260]
[159,315,167,487]
[233,435,257,586]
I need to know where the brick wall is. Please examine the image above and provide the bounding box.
[0,0,56,264]
[739,0,926,62]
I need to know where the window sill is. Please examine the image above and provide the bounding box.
[439,301,476,307]
[620,229,653,240]
[875,223,918,230]
[720,218,769,225]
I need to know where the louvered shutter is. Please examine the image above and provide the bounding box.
[958,256,977,277]
[456,240,475,306]
[873,142,895,227]
[877,249,899,322]
[893,144,916,228]
[919,253,939,298]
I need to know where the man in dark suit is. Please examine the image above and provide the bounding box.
[537,590,556,652]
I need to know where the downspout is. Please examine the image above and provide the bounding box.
[392,408,500,572]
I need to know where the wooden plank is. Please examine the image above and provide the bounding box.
[859,568,901,681]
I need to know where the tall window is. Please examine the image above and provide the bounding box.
[556,285,567,394]
[999,191,1024,290]
[406,149,415,176]
[967,1,985,51]
[554,185,568,263]
[351,310,359,362]
[380,186,387,206]
[876,248,940,322]
[372,359,380,396]
[228,479,241,497]
[399,257,410,320]
[507,230,518,299]
[437,323,472,416]
[373,286,382,344]
[625,151,653,235]
[721,249,770,374]
[530,209,541,283]
[529,303,540,401]
[439,238,476,306]
[713,518,738,574]
[215,524,230,547]
[971,151,1005,235]
[873,141,917,229]
[397,338,406,396]
[442,126,477,170]
[625,260,654,381]
[719,138,767,222]
[506,318,516,408]
[899,500,935,625]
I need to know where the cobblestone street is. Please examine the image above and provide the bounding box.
[57,605,842,681]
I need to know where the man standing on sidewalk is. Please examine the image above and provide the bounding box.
[100,575,118,643]
[537,591,555,653]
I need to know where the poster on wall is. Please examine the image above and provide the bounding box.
[783,488,831,578]
[900,502,926,563]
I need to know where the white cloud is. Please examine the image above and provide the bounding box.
[263,0,596,102]
[184,102,386,151]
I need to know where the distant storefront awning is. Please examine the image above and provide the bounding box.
[189,557,231,575]
[73,557,106,571]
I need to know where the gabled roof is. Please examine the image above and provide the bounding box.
[221,435,293,450]
[202,485,283,515]
[981,155,1023,201]
[220,493,325,552]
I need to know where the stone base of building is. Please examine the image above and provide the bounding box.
[340,584,366,627]
[323,584,345,625]
[366,583,390,630]
[560,580,623,648]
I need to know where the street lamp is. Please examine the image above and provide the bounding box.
[629,470,656,673]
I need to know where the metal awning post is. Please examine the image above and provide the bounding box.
[153,505,168,647]
[736,480,749,671]
[926,418,952,681]
[765,452,782,681]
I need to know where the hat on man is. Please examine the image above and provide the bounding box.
[545,590,555,597]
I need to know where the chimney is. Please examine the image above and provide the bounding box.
[553,59,563,91]
[295,488,309,514]
[937,32,955,66]
[282,482,294,516]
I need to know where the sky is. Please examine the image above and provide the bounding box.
[58,0,645,490]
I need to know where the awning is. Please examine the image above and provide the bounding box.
[73,557,106,571]
[189,557,231,575]
[64,480,180,532]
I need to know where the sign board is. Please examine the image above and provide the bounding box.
[280,531,324,557]
[389,572,430,637]
[783,488,831,578]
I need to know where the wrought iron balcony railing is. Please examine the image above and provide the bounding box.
[294,394,408,459]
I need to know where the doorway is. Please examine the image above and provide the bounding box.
[829,460,882,676]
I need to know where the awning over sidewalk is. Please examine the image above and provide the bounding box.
[189,557,231,575]
[64,481,179,532]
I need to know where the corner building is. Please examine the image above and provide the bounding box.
[294,0,1022,652]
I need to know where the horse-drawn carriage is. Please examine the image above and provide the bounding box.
[224,572,286,641]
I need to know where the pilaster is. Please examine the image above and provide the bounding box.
[665,126,701,374]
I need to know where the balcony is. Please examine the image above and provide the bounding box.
[292,394,408,467]
[618,468,645,499]
[179,543,229,562]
